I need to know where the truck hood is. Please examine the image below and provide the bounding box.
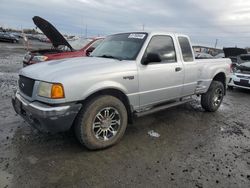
[33,16,73,50]
[223,47,247,57]
[20,57,136,82]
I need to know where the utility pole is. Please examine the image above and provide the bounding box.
[214,39,218,49]
[81,17,83,37]
[142,24,145,31]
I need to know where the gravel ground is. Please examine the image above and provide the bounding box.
[0,41,250,188]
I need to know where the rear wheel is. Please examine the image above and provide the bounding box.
[201,81,224,112]
[74,95,128,150]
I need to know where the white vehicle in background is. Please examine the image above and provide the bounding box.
[214,53,225,58]
[223,48,250,90]
[195,52,213,59]
[228,54,250,90]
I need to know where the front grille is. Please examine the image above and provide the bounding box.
[236,75,250,79]
[19,76,35,97]
[234,80,250,87]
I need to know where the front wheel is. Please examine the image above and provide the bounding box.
[201,81,224,112]
[74,95,128,150]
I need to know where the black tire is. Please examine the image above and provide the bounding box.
[201,81,224,112]
[228,86,234,90]
[74,95,128,150]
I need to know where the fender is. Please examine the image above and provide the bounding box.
[81,80,129,101]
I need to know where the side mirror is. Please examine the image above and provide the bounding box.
[142,53,161,65]
[86,47,95,56]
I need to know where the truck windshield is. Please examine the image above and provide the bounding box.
[91,33,148,60]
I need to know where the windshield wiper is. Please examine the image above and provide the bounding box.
[96,54,122,61]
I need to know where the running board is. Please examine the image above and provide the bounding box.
[135,98,194,118]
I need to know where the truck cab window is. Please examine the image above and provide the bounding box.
[178,37,194,62]
[145,35,176,63]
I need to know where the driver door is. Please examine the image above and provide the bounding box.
[138,35,184,108]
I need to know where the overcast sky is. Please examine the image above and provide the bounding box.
[1,0,250,48]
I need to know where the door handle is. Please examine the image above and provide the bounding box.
[175,67,182,72]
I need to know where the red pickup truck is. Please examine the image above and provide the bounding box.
[23,16,104,66]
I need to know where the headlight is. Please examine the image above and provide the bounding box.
[32,55,48,62]
[38,82,65,99]
[234,66,241,73]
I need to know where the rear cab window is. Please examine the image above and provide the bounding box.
[178,36,194,62]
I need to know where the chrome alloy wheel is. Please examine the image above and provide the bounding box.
[92,107,121,141]
[213,88,223,106]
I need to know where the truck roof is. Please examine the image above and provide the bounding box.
[108,31,189,38]
[147,31,188,37]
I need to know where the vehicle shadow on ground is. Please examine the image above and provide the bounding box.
[231,88,250,94]
[12,99,205,154]
[10,89,249,155]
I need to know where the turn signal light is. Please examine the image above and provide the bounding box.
[51,84,65,99]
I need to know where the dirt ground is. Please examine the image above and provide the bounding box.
[0,40,250,188]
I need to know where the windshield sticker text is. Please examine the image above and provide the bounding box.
[128,34,146,39]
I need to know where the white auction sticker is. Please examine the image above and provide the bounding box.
[128,33,146,39]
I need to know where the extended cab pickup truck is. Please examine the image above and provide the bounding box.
[12,32,231,149]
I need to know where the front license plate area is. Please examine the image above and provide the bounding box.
[240,79,250,87]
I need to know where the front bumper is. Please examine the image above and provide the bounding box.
[12,91,82,133]
[228,73,250,90]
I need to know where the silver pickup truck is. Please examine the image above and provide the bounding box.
[12,32,231,149]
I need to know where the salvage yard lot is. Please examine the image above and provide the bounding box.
[0,41,250,187]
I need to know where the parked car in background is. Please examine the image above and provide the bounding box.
[223,48,250,89]
[38,35,50,43]
[13,31,231,149]
[0,32,19,43]
[11,32,23,39]
[223,47,247,66]
[227,54,250,90]
[23,16,104,66]
[195,52,213,59]
[214,53,225,58]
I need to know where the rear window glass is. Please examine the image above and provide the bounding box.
[178,37,194,62]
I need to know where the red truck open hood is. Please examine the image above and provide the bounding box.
[33,16,73,50]
[223,47,247,58]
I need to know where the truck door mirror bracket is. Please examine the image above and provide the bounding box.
[142,53,161,65]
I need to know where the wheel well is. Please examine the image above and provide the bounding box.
[213,72,226,92]
[82,89,133,123]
